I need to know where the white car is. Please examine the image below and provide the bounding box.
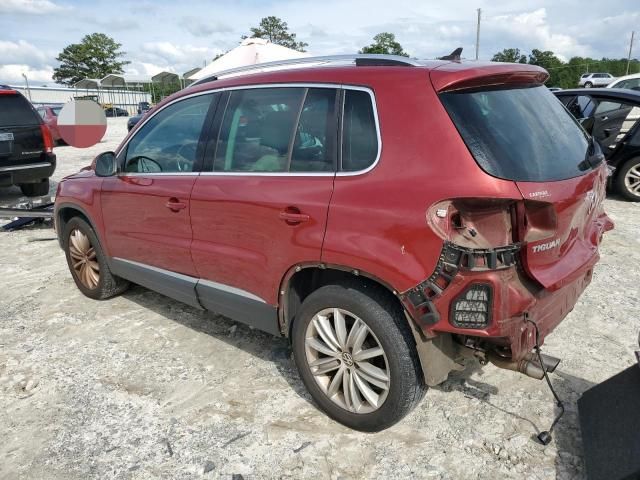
[607,73,640,91]
[578,73,616,88]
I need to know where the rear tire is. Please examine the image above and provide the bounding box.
[615,157,640,201]
[584,81,593,88]
[291,282,425,432]
[62,216,129,300]
[19,179,49,197]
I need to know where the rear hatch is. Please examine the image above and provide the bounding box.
[434,64,612,291]
[0,91,46,167]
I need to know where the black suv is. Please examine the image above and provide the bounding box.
[0,86,56,196]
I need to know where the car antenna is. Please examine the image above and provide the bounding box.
[439,47,463,61]
[524,313,566,445]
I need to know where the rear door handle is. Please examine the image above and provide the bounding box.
[165,197,187,212]
[279,208,310,224]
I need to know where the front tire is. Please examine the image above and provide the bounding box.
[62,217,129,299]
[615,157,640,201]
[292,282,425,432]
[584,81,593,88]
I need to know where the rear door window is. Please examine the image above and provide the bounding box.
[595,101,622,115]
[440,85,590,182]
[341,89,379,172]
[290,88,337,172]
[213,87,338,173]
[214,88,304,173]
[0,94,40,127]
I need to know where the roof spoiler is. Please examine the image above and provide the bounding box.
[431,64,549,93]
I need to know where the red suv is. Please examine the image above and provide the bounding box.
[54,56,613,431]
[36,105,63,144]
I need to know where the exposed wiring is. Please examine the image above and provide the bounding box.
[525,314,565,444]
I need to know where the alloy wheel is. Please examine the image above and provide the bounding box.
[68,228,100,289]
[304,308,390,414]
[624,164,640,196]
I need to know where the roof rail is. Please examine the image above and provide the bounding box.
[190,54,423,87]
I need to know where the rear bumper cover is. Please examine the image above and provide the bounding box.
[0,154,56,186]
[403,244,599,361]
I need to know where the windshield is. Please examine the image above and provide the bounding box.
[440,85,591,182]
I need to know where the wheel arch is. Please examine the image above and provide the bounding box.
[55,203,101,249]
[278,263,403,338]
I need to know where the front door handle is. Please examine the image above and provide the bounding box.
[279,207,310,224]
[165,197,187,212]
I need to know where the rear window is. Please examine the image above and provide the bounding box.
[52,107,62,116]
[0,94,41,127]
[440,85,590,182]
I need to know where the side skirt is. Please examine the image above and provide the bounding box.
[110,257,281,336]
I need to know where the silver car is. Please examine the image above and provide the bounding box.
[578,73,616,88]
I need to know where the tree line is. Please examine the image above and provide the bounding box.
[52,17,638,92]
[52,18,409,86]
[491,48,640,89]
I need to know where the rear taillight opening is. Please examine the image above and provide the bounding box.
[428,198,517,249]
[40,124,54,153]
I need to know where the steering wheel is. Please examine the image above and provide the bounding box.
[126,156,162,173]
[174,143,197,172]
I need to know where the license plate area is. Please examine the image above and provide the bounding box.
[0,132,14,155]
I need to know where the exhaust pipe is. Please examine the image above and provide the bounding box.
[487,351,545,380]
[530,352,561,373]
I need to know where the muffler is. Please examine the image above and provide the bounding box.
[487,351,561,379]
[532,352,561,373]
[487,351,545,379]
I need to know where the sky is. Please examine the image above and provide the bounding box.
[0,0,638,85]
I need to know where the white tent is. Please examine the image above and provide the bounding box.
[189,38,309,80]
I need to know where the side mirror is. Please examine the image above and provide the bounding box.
[94,151,117,177]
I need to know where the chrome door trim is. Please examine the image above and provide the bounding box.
[116,83,381,178]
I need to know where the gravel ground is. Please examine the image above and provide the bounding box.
[1,118,639,479]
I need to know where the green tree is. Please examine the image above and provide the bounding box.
[527,49,564,86]
[53,33,129,86]
[490,47,640,89]
[359,33,409,57]
[244,16,308,52]
[491,48,527,64]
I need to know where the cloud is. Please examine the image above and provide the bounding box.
[0,0,65,14]
[0,39,49,65]
[83,16,138,32]
[0,64,54,84]
[136,42,223,74]
[490,8,590,60]
[178,16,233,37]
[124,62,171,77]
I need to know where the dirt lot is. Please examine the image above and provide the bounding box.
[1,118,638,479]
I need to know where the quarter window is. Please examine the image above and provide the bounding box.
[124,94,213,173]
[341,90,378,171]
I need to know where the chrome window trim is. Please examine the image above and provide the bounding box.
[116,83,381,178]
